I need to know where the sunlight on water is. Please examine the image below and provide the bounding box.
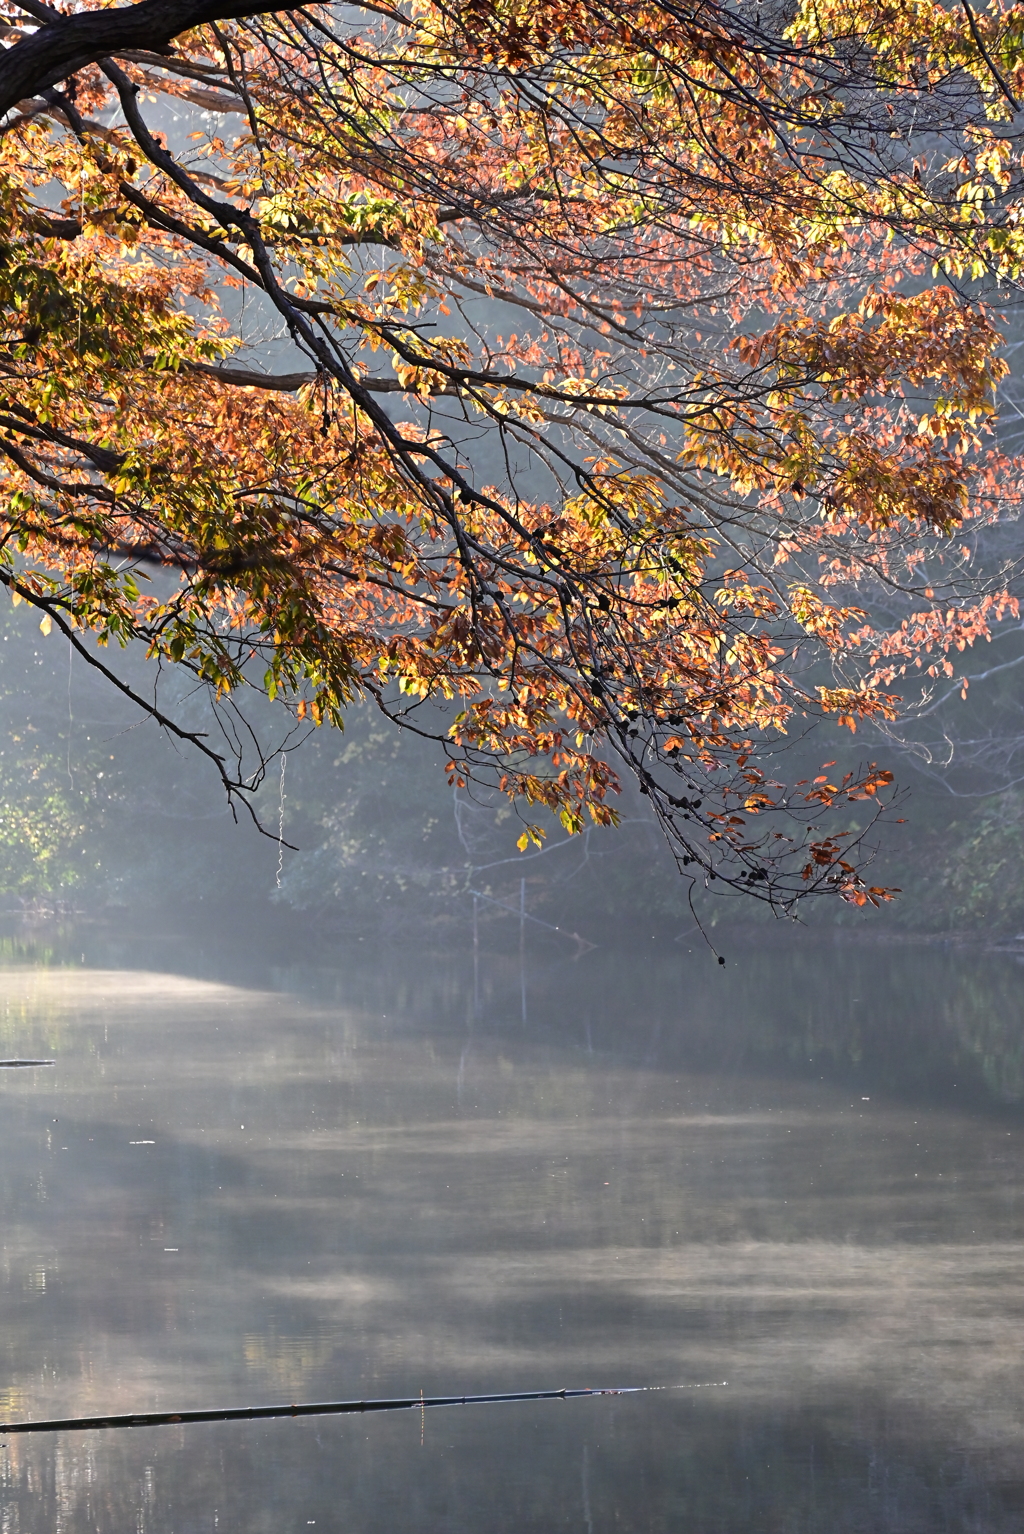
[0,940,1022,1530]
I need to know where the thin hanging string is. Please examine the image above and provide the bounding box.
[276,752,287,887]
[66,632,73,789]
[69,160,84,788]
[77,160,85,355]
[66,560,74,789]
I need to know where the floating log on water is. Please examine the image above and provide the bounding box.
[0,1060,55,1067]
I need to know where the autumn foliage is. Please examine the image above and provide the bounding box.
[0,0,1023,911]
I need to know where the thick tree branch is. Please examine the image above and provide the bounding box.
[0,0,295,115]
[961,0,1021,112]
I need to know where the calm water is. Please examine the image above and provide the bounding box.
[0,932,1023,1531]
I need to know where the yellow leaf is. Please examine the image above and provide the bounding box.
[39,615,52,636]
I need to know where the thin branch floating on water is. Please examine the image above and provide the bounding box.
[0,1060,55,1067]
[0,1384,727,1436]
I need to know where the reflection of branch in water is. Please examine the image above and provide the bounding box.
[0,1384,728,1436]
[582,1445,594,1534]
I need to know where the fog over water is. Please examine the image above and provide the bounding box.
[2,21,1024,1530]
[0,934,1021,1530]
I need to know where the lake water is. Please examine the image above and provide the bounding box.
[0,931,1023,1531]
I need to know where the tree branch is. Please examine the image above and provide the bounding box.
[0,567,294,841]
[185,360,456,393]
[0,0,296,115]
[961,0,1021,112]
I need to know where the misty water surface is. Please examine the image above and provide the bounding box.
[0,932,1023,1532]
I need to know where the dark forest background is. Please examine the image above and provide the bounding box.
[2,561,1023,949]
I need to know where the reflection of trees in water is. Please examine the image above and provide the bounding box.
[941,964,1024,1103]
[0,948,1022,1529]
[501,941,1024,1110]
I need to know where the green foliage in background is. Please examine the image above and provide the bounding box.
[0,776,86,895]
[0,622,96,898]
[276,720,467,920]
[892,790,1024,938]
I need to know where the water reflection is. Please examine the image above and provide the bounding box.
[0,939,1022,1530]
